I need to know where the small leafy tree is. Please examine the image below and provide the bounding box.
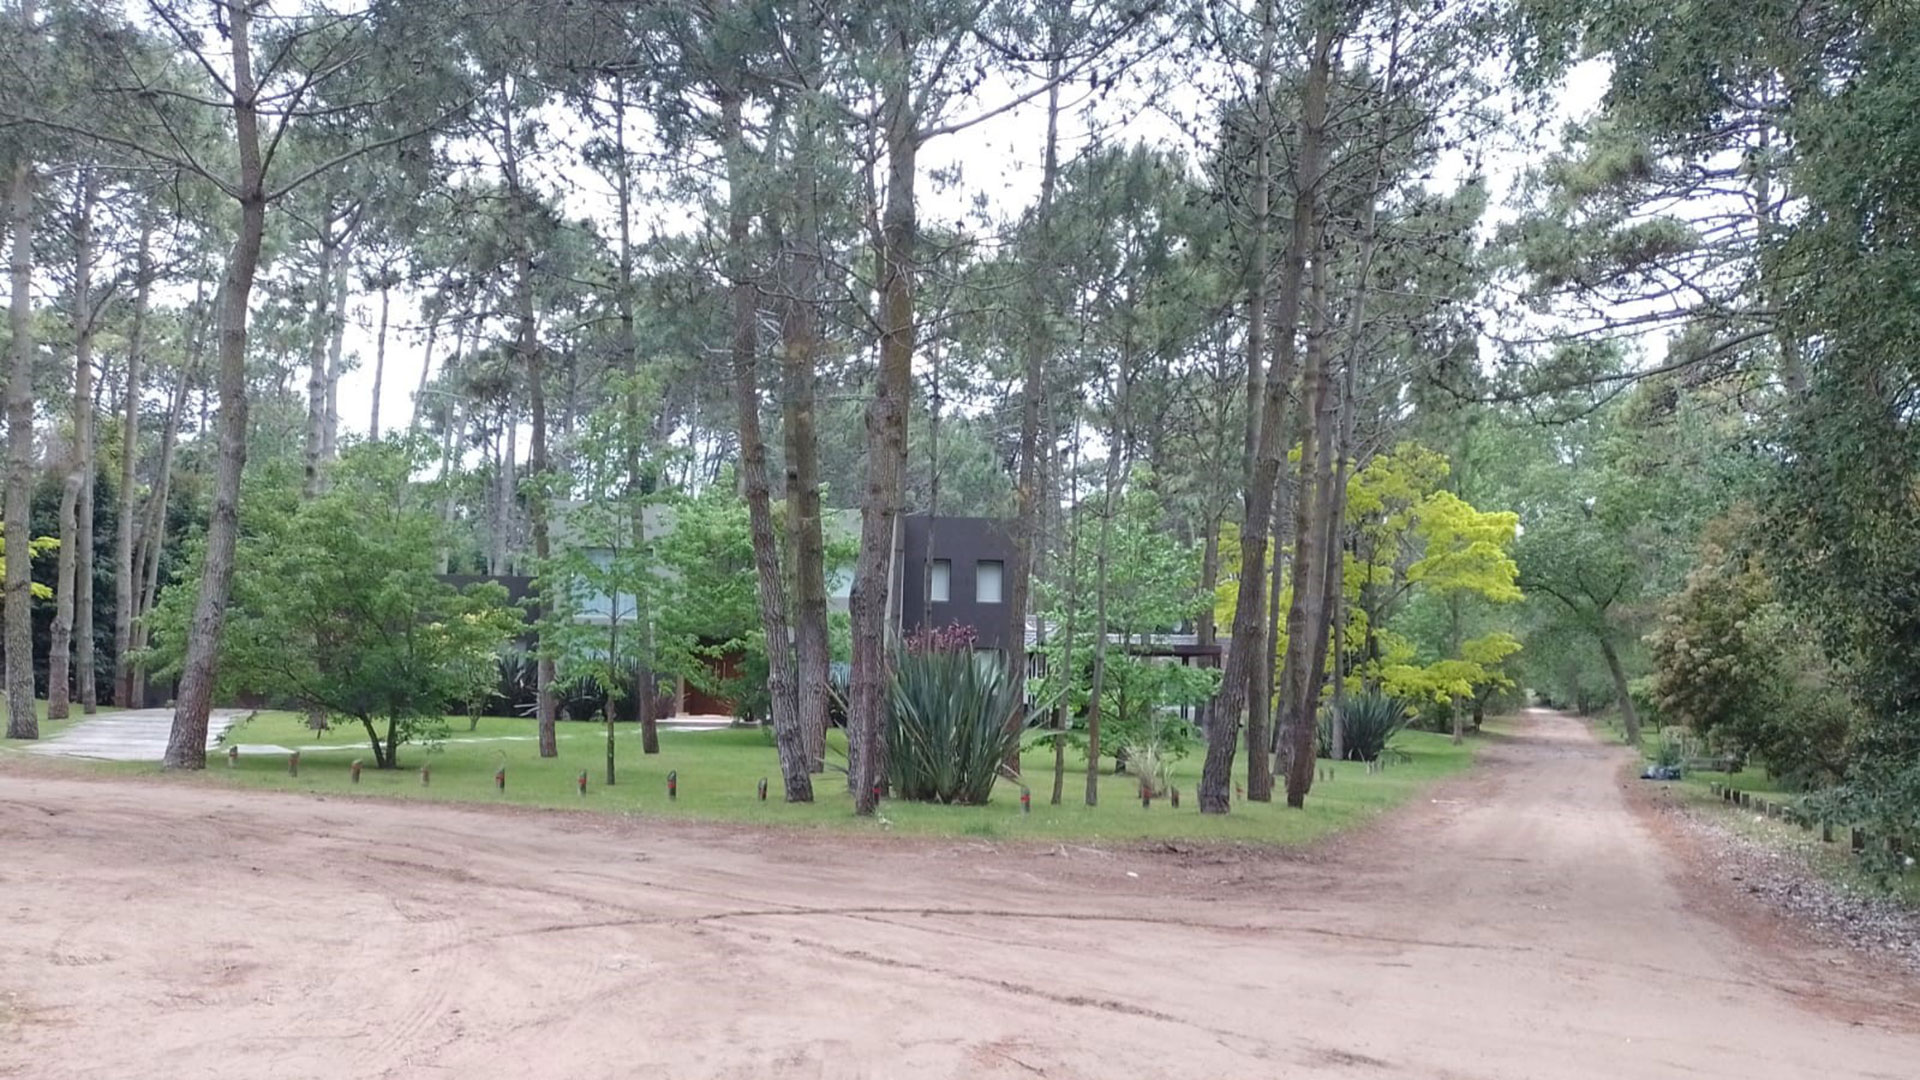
[144,444,520,767]
[536,403,669,781]
[1035,483,1217,776]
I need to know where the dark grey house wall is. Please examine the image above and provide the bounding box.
[898,515,1019,651]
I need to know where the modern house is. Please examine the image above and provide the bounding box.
[483,507,1217,719]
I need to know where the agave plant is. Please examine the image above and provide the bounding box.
[1320,690,1412,762]
[886,649,1036,804]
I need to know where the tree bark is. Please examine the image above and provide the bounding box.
[1199,17,1333,813]
[1082,424,1126,807]
[849,48,918,815]
[114,214,154,707]
[74,187,99,713]
[1007,64,1063,777]
[302,237,334,497]
[3,144,36,739]
[1278,248,1340,807]
[776,61,833,776]
[49,174,98,720]
[167,3,269,768]
[609,79,660,757]
[1599,634,1642,746]
[720,91,812,801]
[129,300,202,705]
[322,263,345,461]
[368,282,390,440]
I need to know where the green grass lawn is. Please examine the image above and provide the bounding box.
[0,700,77,746]
[132,711,1485,844]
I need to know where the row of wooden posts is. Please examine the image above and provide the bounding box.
[231,745,1396,810]
[1708,781,1908,862]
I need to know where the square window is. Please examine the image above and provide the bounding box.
[975,559,1004,604]
[929,559,952,603]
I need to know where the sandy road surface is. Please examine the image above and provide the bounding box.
[2,710,1915,1079]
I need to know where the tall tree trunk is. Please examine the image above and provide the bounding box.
[322,264,345,461]
[368,282,390,440]
[609,79,660,756]
[1599,634,1641,745]
[780,228,831,776]
[1278,250,1340,807]
[47,481,79,719]
[302,238,334,497]
[515,203,557,758]
[1082,421,1126,807]
[723,92,811,801]
[1007,63,1063,777]
[849,54,918,816]
[129,300,202,706]
[409,320,437,435]
[73,179,99,714]
[49,174,98,721]
[167,3,268,768]
[774,51,833,775]
[3,148,35,739]
[1051,425,1081,805]
[1199,18,1333,813]
[113,215,154,707]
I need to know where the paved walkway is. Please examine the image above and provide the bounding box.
[25,707,252,762]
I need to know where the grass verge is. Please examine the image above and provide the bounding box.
[72,710,1486,844]
[1642,753,1920,908]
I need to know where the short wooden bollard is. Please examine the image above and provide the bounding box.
[667,770,678,800]
[1020,786,1031,815]
[1170,787,1180,809]
[227,745,238,768]
[350,760,362,784]
[288,751,299,778]
[757,777,768,801]
[494,765,506,793]
[577,770,589,797]
[420,764,431,786]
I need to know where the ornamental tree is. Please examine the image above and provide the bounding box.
[144,443,520,767]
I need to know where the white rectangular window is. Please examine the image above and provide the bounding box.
[929,559,952,603]
[976,559,1004,604]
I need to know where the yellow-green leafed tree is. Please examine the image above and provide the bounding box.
[1214,443,1524,732]
[0,530,58,602]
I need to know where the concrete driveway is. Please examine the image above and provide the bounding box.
[24,707,252,762]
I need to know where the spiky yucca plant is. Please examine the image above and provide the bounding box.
[886,649,1034,804]
[1320,690,1412,761]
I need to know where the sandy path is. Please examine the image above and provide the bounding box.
[1,709,1914,1079]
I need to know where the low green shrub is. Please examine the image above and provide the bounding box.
[1320,691,1411,761]
[886,649,1037,804]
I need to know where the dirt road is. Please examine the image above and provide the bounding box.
[2,710,1915,1079]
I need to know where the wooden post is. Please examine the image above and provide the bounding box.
[350,759,362,784]
[1170,787,1180,809]
[420,764,430,786]
[1821,822,1834,843]
[288,751,299,777]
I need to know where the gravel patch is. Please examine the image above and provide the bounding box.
[1661,792,1920,975]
